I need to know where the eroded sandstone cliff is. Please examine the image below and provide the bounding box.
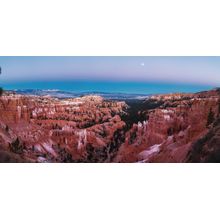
[0,93,127,162]
[115,90,220,162]
[0,89,219,162]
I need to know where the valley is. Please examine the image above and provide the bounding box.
[0,89,219,162]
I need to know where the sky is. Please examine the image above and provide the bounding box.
[0,56,220,86]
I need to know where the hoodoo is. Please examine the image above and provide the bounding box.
[0,89,220,162]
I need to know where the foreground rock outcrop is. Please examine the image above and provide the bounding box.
[186,117,220,162]
[0,93,127,162]
[115,90,220,162]
[0,89,220,162]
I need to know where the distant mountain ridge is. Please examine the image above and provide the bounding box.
[9,89,150,100]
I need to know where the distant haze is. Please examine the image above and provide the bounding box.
[0,56,220,86]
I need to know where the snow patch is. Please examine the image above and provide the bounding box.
[164,115,171,120]
[34,145,44,153]
[62,100,83,105]
[17,106,22,119]
[138,144,161,162]
[62,125,72,131]
[37,157,48,163]
[161,109,174,114]
[138,122,142,128]
[42,142,56,157]
[77,129,87,150]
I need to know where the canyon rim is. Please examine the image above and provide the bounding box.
[0,56,220,163]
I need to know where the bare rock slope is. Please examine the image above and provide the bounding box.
[0,89,219,162]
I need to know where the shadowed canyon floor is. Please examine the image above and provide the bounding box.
[0,89,220,162]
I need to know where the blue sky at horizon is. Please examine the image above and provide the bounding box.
[0,56,220,86]
[0,56,219,94]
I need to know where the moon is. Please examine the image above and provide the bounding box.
[140,62,145,66]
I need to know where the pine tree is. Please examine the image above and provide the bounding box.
[0,87,3,96]
[10,138,24,154]
[5,125,9,132]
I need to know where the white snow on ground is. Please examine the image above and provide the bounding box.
[61,100,83,105]
[137,121,148,128]
[37,157,48,163]
[143,121,148,126]
[62,125,72,131]
[77,129,87,150]
[138,144,161,163]
[161,109,174,114]
[138,122,142,128]
[42,142,56,157]
[17,106,22,119]
[34,144,44,153]
[161,109,173,121]
[48,108,56,115]
[167,135,173,141]
[32,108,43,117]
[164,115,171,120]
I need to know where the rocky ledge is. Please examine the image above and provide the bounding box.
[0,89,220,163]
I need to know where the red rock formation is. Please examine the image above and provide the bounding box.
[115,90,220,162]
[0,89,219,163]
[0,94,127,162]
